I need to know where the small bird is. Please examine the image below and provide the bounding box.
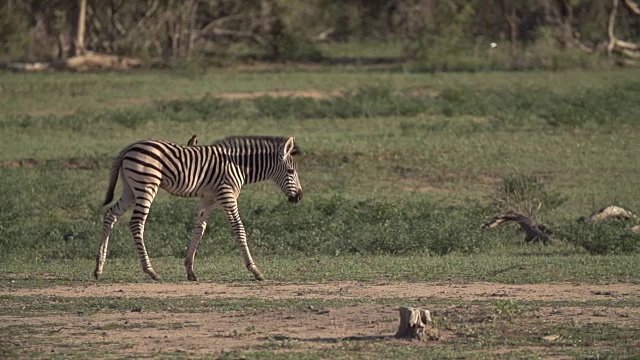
[187,135,198,146]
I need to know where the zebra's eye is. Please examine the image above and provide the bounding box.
[286,168,295,175]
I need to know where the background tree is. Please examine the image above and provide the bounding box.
[0,0,638,68]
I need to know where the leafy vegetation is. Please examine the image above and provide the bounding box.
[3,78,640,130]
[2,1,639,68]
[1,29,639,356]
[487,173,567,221]
[1,70,639,263]
[559,220,640,255]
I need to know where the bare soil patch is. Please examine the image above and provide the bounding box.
[7,281,640,302]
[3,305,401,358]
[18,88,341,117]
[217,89,341,100]
[110,89,341,109]
[3,281,639,358]
[0,159,39,168]
[0,158,99,169]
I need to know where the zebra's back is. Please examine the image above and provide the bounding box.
[120,139,224,197]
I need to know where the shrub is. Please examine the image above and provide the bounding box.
[558,221,640,255]
[0,171,503,260]
[406,28,607,73]
[487,173,566,221]
[240,196,500,257]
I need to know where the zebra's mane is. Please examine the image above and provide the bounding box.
[211,136,301,155]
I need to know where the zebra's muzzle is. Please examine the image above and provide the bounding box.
[288,191,303,203]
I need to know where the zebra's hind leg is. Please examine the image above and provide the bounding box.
[222,200,265,281]
[129,186,161,281]
[94,186,135,279]
[185,199,215,281]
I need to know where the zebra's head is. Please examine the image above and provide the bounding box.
[275,137,303,204]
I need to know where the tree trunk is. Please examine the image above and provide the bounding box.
[608,0,619,56]
[186,0,198,60]
[261,0,277,57]
[261,0,274,39]
[506,5,519,51]
[67,0,87,57]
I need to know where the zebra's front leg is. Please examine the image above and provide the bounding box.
[223,200,265,281]
[185,199,215,281]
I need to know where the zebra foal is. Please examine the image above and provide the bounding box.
[94,136,303,281]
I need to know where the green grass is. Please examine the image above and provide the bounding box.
[1,67,639,359]
[1,69,639,259]
[2,254,639,286]
[318,41,403,59]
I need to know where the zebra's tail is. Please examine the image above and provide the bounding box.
[102,153,124,206]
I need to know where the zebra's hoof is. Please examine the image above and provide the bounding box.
[148,271,162,281]
[187,273,198,281]
[94,271,101,280]
[255,274,266,281]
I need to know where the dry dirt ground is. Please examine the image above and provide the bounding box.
[2,281,640,358]
[13,88,343,117]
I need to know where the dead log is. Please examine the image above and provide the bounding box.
[63,53,141,71]
[590,205,638,222]
[481,211,562,245]
[395,306,438,341]
[4,62,52,72]
[3,53,141,72]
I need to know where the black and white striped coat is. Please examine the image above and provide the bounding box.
[94,136,303,281]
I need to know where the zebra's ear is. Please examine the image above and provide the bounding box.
[282,137,297,159]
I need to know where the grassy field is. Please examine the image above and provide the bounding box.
[0,66,639,358]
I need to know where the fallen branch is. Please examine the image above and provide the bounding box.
[3,53,142,72]
[313,28,335,42]
[623,0,640,15]
[481,211,562,245]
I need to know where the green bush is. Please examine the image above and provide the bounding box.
[407,28,607,73]
[0,169,503,260]
[1,168,639,260]
[487,173,566,221]
[243,196,500,257]
[558,221,640,255]
[0,7,30,62]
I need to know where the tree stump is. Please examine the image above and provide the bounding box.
[395,306,436,341]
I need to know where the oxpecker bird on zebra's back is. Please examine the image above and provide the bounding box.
[94,136,303,282]
[187,134,198,146]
